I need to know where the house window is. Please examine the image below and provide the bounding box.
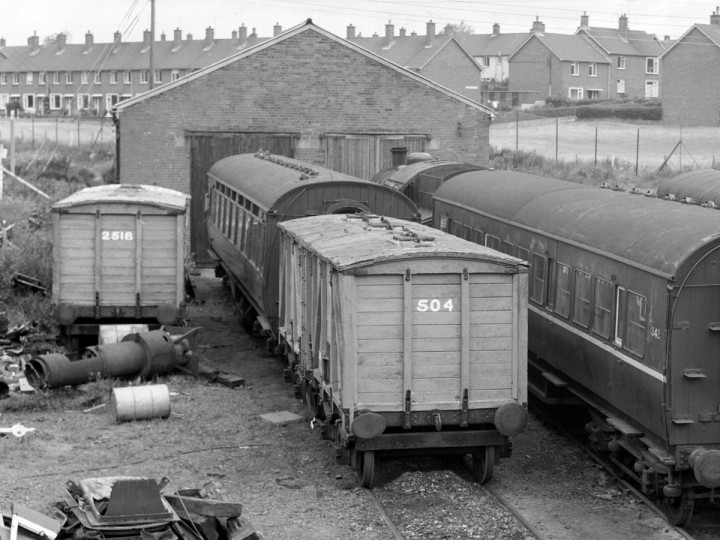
[25,72,34,84]
[593,278,614,338]
[110,71,118,84]
[81,72,89,84]
[587,89,601,99]
[105,93,119,111]
[154,70,162,83]
[573,271,592,328]
[617,56,626,70]
[617,79,626,94]
[588,63,597,77]
[0,74,6,85]
[94,71,102,84]
[645,80,659,98]
[123,71,132,84]
[50,93,62,110]
[140,70,149,84]
[171,69,180,82]
[570,62,579,76]
[185,69,195,76]
[65,72,73,84]
[77,94,90,110]
[23,94,35,110]
[646,57,659,74]
[53,72,60,84]
[38,72,46,84]
[554,263,572,318]
[569,87,583,100]
[11,73,19,85]
[482,57,491,67]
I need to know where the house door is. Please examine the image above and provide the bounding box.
[188,132,296,265]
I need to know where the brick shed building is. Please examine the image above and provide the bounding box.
[113,19,492,263]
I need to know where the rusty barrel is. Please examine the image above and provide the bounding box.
[110,384,171,423]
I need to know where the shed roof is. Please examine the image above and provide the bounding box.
[434,170,720,278]
[509,33,609,63]
[278,214,525,271]
[52,184,188,211]
[114,19,493,116]
[576,27,664,56]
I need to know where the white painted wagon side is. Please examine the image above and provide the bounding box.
[278,214,528,487]
[52,185,188,330]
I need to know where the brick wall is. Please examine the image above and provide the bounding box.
[662,29,720,126]
[418,42,483,103]
[117,29,491,194]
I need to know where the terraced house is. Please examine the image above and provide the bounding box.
[0,26,271,116]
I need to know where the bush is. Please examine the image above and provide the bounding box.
[576,105,662,121]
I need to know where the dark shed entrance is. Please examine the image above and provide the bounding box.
[188,132,296,265]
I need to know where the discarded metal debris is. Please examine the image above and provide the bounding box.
[11,273,46,295]
[110,384,171,423]
[0,423,35,437]
[24,328,201,390]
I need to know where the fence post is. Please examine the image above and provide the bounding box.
[594,126,598,167]
[9,113,15,175]
[635,129,640,176]
[55,117,59,145]
[32,116,35,149]
[77,116,81,147]
[515,110,519,151]
[555,117,558,163]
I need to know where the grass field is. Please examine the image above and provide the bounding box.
[0,116,114,147]
[490,117,720,171]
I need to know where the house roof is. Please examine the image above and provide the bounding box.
[455,33,529,57]
[661,24,720,57]
[509,33,609,63]
[576,26,664,56]
[348,34,451,69]
[114,19,493,115]
[0,34,271,73]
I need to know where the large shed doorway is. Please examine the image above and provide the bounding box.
[324,134,427,180]
[189,132,296,265]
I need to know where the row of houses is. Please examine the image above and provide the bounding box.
[0,9,719,123]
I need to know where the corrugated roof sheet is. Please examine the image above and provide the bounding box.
[278,214,525,271]
[577,27,664,56]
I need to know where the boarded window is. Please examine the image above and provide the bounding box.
[593,278,613,338]
[573,270,592,327]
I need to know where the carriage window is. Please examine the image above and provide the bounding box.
[472,228,484,245]
[614,287,627,346]
[486,235,501,251]
[625,291,647,357]
[593,278,614,338]
[517,247,529,263]
[462,225,473,241]
[554,263,572,318]
[501,241,514,256]
[239,211,248,250]
[530,253,547,304]
[573,271,592,328]
[221,197,229,235]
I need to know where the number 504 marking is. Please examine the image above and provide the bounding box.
[416,299,454,312]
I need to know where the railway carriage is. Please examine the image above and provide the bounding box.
[277,214,529,487]
[52,184,189,349]
[657,169,720,206]
[205,152,420,341]
[433,170,720,524]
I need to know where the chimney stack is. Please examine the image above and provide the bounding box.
[28,33,40,52]
[160,32,166,41]
[580,12,589,27]
[173,28,182,48]
[113,31,122,49]
[619,14,628,32]
[0,38,5,49]
[143,29,151,48]
[186,33,193,41]
[274,23,282,36]
[204,26,214,48]
[56,32,67,51]
[426,20,435,38]
[346,24,356,39]
[711,6,720,25]
[531,17,545,33]
[385,20,394,39]
[84,31,93,48]
[492,23,500,35]
[399,27,406,37]
[238,25,247,42]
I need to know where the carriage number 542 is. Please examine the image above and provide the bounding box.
[102,231,134,241]
[416,299,454,312]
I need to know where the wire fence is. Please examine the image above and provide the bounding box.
[490,111,720,173]
[0,116,115,148]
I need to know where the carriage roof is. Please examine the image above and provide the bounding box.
[434,170,720,278]
[656,169,720,206]
[52,184,188,212]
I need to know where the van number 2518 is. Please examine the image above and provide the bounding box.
[102,231,134,241]
[416,299,454,312]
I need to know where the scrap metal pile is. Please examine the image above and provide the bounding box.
[1,477,260,540]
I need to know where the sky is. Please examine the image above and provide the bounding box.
[4,0,718,47]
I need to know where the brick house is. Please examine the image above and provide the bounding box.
[508,26,611,104]
[113,20,493,262]
[576,13,664,99]
[661,9,720,126]
[0,26,271,116]
[456,24,529,84]
[347,21,484,102]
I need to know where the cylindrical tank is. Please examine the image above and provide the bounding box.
[110,384,171,422]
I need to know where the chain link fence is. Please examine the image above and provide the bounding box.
[0,116,115,148]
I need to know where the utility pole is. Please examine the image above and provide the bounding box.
[149,0,155,90]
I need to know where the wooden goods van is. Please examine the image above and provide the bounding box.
[277,214,529,487]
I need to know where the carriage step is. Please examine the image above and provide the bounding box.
[541,371,568,388]
[607,416,643,437]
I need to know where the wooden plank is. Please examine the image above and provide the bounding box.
[461,270,470,396]
[357,338,403,353]
[412,338,461,353]
[469,364,511,380]
[175,213,184,306]
[357,325,402,340]
[357,365,403,380]
[469,283,512,298]
[411,274,461,285]
[355,274,400,286]
[413,325,460,339]
[94,212,101,301]
[403,272,413,406]
[357,352,403,366]
[469,324,512,338]
[357,297,402,312]
[358,378,403,394]
[411,284,462,297]
[135,212,142,301]
[471,350,512,364]
[410,378,460,393]
[470,337,513,351]
[471,310,512,324]
[357,312,402,326]
[411,311,461,325]
[469,274,514,284]
[469,376,512,391]
[356,284,403,299]
[470,297,512,311]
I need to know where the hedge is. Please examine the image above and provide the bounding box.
[576,106,663,121]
